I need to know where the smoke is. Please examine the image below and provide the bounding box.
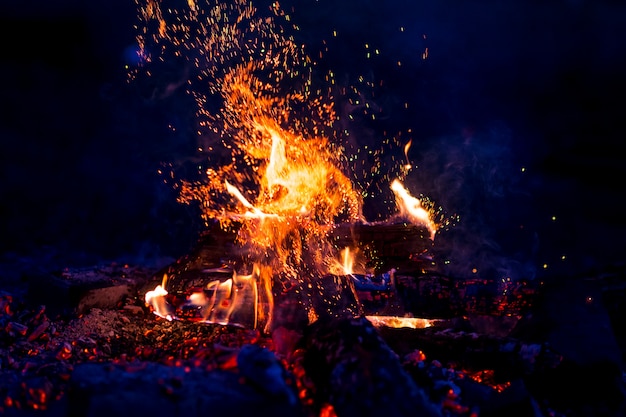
[407,123,539,281]
[277,1,543,281]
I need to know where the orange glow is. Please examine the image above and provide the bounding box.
[328,246,372,277]
[464,369,511,393]
[319,403,337,417]
[365,316,440,329]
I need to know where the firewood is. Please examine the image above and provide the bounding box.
[24,264,152,316]
[67,359,305,417]
[330,221,434,274]
[300,316,443,417]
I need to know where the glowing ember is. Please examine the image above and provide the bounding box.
[462,369,512,393]
[365,316,440,329]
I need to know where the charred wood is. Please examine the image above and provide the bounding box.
[329,221,435,274]
[300,316,443,417]
[66,354,304,417]
[24,264,152,317]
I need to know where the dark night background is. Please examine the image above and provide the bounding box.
[1,0,625,281]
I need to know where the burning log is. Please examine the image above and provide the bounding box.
[271,273,363,333]
[329,221,435,275]
[156,225,242,288]
[143,220,439,330]
[154,220,435,288]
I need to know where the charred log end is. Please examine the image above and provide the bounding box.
[269,273,364,355]
[270,273,363,327]
[309,274,363,322]
[330,222,434,275]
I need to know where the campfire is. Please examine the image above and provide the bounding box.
[1,0,625,416]
[135,0,444,334]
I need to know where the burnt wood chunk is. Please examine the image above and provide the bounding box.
[330,221,434,274]
[143,224,241,292]
[301,316,443,417]
[25,264,151,316]
[67,360,304,417]
[270,273,363,333]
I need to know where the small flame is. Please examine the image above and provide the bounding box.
[201,270,258,326]
[341,247,354,275]
[328,246,371,277]
[390,179,437,239]
[145,274,174,321]
[403,139,412,171]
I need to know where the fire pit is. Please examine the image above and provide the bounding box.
[2,242,626,417]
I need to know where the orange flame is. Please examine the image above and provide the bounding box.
[390,179,438,239]
[341,247,354,275]
[145,274,174,321]
[211,68,366,291]
[403,139,413,171]
[327,246,372,277]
